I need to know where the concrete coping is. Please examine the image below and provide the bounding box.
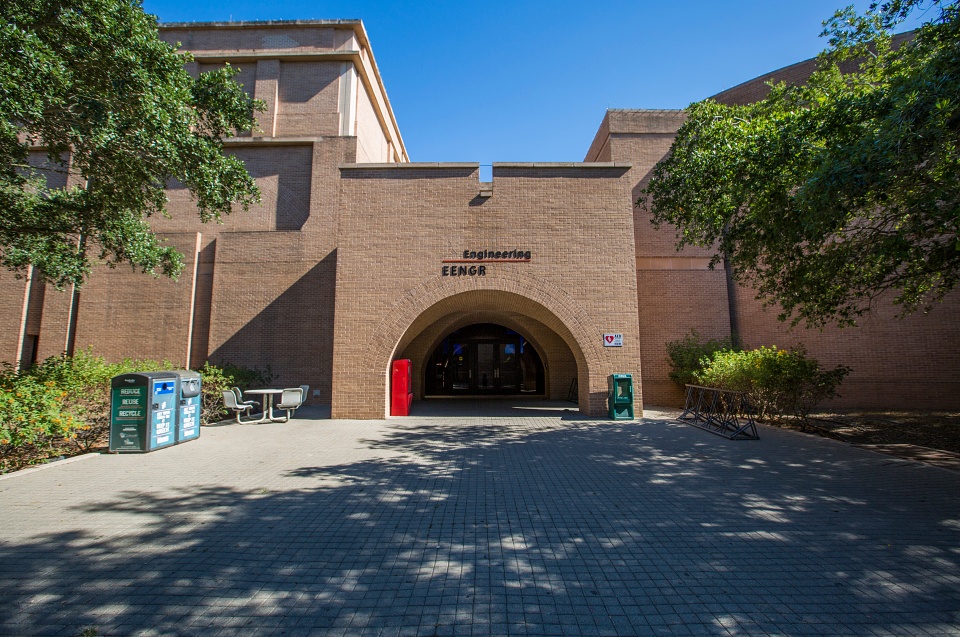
[161,19,363,29]
[606,109,685,115]
[339,163,479,169]
[493,162,632,168]
[338,162,633,169]
[224,136,323,145]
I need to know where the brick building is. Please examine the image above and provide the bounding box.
[2,20,957,417]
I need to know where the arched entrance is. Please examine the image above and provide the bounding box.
[332,272,638,419]
[378,284,595,413]
[425,323,545,396]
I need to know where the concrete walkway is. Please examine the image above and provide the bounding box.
[1,400,958,636]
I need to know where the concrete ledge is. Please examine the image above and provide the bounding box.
[223,136,322,145]
[162,19,363,29]
[188,50,360,63]
[493,162,632,168]
[339,163,478,169]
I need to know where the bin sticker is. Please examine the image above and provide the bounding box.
[151,407,175,448]
[603,333,623,347]
[180,402,199,438]
[112,386,146,423]
[154,382,175,395]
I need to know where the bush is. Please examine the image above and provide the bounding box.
[197,361,273,425]
[665,330,737,387]
[695,346,850,422]
[0,351,271,473]
[0,371,73,471]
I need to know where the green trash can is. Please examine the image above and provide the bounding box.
[109,372,179,452]
[608,373,634,420]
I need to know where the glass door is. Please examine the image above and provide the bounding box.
[424,324,545,396]
[448,343,471,393]
[498,342,521,392]
[475,343,496,392]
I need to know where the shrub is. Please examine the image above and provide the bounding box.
[197,361,273,424]
[665,330,737,387]
[0,370,73,471]
[0,351,272,472]
[695,346,850,422]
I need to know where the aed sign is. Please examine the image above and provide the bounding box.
[603,333,623,347]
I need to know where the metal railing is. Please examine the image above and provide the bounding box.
[678,384,759,440]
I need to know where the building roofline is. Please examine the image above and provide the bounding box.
[160,19,409,162]
[711,30,916,105]
[160,19,364,29]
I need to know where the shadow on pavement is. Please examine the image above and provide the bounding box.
[1,408,958,636]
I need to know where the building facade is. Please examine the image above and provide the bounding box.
[2,20,958,418]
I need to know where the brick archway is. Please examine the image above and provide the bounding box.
[398,312,569,400]
[364,272,608,417]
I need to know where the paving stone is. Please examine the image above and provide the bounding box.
[0,401,958,636]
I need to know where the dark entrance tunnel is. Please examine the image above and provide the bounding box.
[424,323,545,396]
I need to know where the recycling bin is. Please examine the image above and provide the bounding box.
[608,373,634,420]
[175,370,202,444]
[109,372,179,452]
[391,359,413,416]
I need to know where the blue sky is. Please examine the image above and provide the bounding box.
[143,1,924,163]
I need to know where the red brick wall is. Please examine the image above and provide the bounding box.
[593,110,732,407]
[72,233,201,366]
[276,62,340,136]
[158,145,314,234]
[0,271,28,365]
[160,25,339,53]
[734,285,960,410]
[596,107,960,411]
[332,163,641,418]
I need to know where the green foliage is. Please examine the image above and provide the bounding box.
[665,330,736,387]
[196,361,273,425]
[695,346,851,422]
[0,371,72,469]
[0,0,263,288]
[0,351,268,472]
[640,1,960,327]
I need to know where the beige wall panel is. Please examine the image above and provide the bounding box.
[355,82,389,163]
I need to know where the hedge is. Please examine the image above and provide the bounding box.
[0,350,271,473]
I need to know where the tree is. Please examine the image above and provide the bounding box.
[1,0,263,288]
[640,1,960,327]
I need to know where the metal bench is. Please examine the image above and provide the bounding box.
[678,384,759,440]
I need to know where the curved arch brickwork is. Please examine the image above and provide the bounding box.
[399,310,574,401]
[379,282,593,403]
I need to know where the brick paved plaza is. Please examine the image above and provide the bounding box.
[1,401,958,636]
